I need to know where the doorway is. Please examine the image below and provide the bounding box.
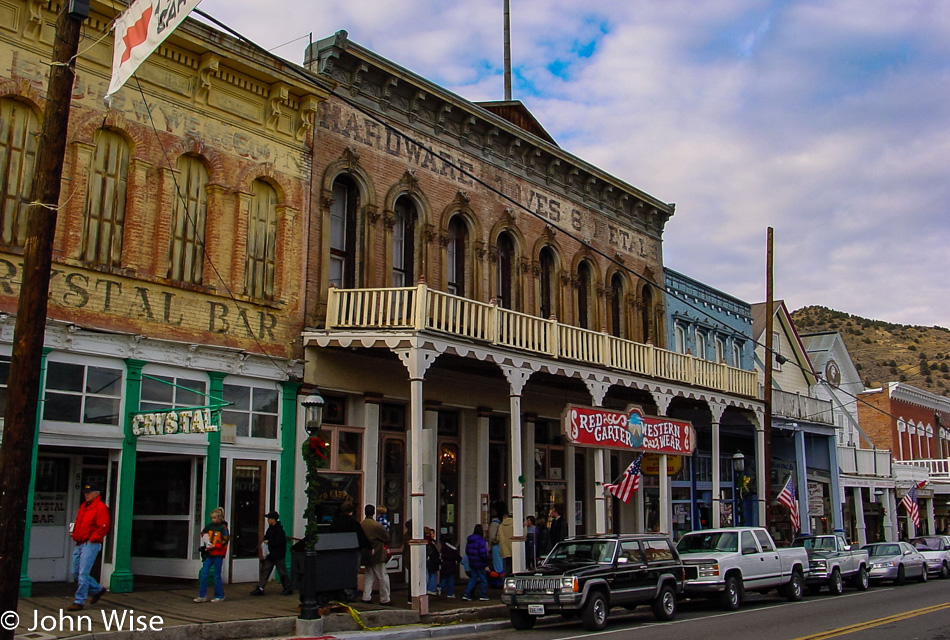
[229,459,266,583]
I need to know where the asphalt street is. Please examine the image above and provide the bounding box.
[459,581,950,640]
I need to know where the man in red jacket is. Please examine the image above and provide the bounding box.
[68,483,110,611]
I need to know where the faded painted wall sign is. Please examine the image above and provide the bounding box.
[0,254,283,343]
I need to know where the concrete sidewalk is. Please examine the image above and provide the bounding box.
[12,581,511,640]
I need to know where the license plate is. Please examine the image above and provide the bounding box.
[528,604,545,616]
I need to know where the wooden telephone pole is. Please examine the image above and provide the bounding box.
[763,227,774,530]
[0,2,87,631]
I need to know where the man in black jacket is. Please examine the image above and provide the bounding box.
[549,504,568,545]
[250,511,292,595]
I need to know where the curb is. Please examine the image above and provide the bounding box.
[327,620,512,640]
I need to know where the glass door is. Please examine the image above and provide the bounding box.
[229,460,266,583]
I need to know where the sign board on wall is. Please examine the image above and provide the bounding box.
[640,454,684,476]
[562,405,696,455]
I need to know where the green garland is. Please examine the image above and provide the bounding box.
[301,433,330,548]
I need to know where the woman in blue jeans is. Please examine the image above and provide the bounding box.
[195,507,230,602]
[463,524,491,601]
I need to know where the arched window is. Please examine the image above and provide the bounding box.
[695,331,706,359]
[168,154,208,284]
[496,232,515,309]
[0,98,40,247]
[539,246,556,319]
[244,179,278,299]
[329,175,358,288]
[392,195,417,286]
[81,129,129,267]
[732,341,743,368]
[641,285,654,343]
[674,324,686,354]
[577,260,594,329]
[609,272,624,338]
[447,215,467,296]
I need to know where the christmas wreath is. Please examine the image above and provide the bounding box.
[301,434,330,548]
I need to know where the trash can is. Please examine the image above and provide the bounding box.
[292,532,360,592]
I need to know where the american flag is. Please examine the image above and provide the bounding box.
[776,475,800,531]
[603,454,643,504]
[901,483,922,529]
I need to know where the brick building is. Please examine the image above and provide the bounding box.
[1,0,330,593]
[300,31,764,611]
[858,383,950,536]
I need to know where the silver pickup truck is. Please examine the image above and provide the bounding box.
[791,533,870,594]
[676,527,808,610]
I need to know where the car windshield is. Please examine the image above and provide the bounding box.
[910,537,941,551]
[791,537,836,550]
[545,540,617,565]
[677,531,738,554]
[865,544,900,557]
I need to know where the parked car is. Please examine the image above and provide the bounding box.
[909,535,950,579]
[862,542,927,584]
[791,533,870,594]
[676,527,808,611]
[501,534,684,631]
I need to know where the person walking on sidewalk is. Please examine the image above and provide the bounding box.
[68,483,110,611]
[425,527,441,595]
[549,504,568,545]
[439,534,460,598]
[463,524,490,601]
[250,511,292,596]
[361,504,391,604]
[195,507,229,603]
[498,509,514,577]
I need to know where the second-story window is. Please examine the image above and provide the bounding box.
[715,337,725,363]
[496,232,515,309]
[609,272,624,338]
[330,175,358,288]
[392,195,416,286]
[695,331,707,359]
[539,246,556,319]
[577,260,593,329]
[0,98,40,247]
[641,285,654,344]
[732,341,742,368]
[447,215,467,296]
[222,383,279,439]
[244,179,278,300]
[81,128,129,267]
[674,324,686,354]
[168,154,208,284]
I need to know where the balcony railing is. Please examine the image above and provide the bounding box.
[893,458,950,479]
[325,284,758,398]
[772,388,835,425]
[838,446,892,477]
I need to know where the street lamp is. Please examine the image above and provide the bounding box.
[299,391,325,622]
[732,450,745,474]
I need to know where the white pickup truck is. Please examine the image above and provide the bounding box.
[676,527,809,610]
[791,533,870,594]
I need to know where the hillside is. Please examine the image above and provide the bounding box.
[790,306,950,397]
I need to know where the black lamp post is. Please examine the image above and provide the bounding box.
[733,450,745,525]
[299,392,325,621]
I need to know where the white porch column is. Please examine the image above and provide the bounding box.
[852,487,867,547]
[522,416,536,528]
[476,408,491,531]
[501,365,531,573]
[886,489,899,542]
[654,392,673,535]
[585,380,611,535]
[363,397,382,512]
[709,402,726,528]
[423,404,439,531]
[394,346,438,614]
[926,495,936,536]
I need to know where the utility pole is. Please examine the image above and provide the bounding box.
[504,0,512,101]
[763,227,774,531]
[0,2,87,632]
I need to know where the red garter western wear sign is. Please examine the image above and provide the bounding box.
[562,405,696,455]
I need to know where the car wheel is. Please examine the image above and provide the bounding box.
[721,575,742,611]
[919,565,929,583]
[651,584,676,622]
[854,565,869,591]
[785,570,804,602]
[581,591,609,631]
[509,609,536,631]
[941,563,949,580]
[895,564,906,585]
[828,568,844,595]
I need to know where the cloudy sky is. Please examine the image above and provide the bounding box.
[197,0,950,328]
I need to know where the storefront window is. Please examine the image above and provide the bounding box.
[222,383,279,439]
[316,426,364,527]
[439,442,459,540]
[381,436,406,547]
[44,361,122,425]
[141,374,206,411]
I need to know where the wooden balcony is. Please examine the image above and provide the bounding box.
[838,446,893,477]
[894,458,950,479]
[772,388,835,426]
[325,284,758,398]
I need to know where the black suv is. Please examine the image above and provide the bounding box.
[501,534,685,631]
